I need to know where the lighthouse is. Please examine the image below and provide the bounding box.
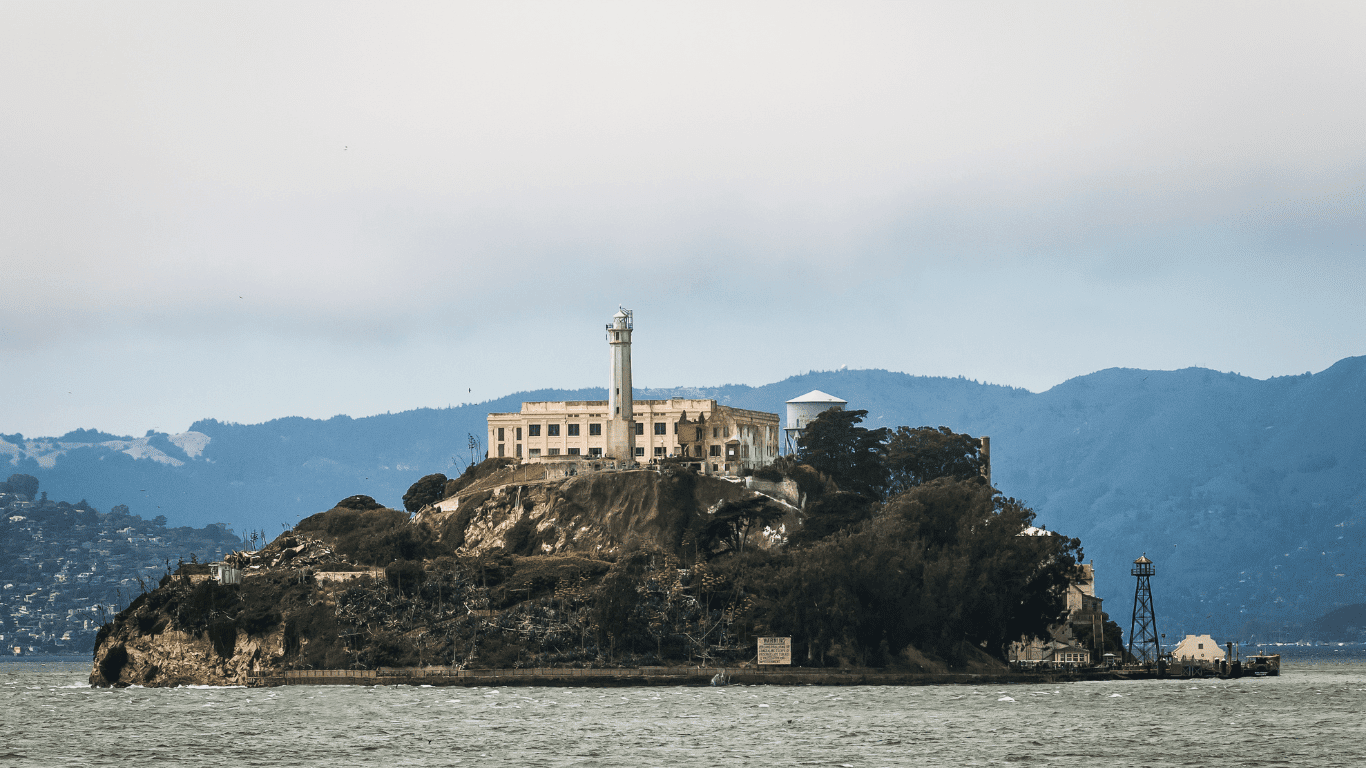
[605,308,635,462]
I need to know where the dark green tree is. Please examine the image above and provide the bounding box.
[4,473,38,501]
[786,490,873,546]
[403,473,449,513]
[699,497,787,556]
[760,477,1081,664]
[796,409,890,498]
[884,426,986,496]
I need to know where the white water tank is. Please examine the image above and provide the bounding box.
[784,390,847,453]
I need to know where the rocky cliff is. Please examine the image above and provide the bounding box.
[90,467,793,686]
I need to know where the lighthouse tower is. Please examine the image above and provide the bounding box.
[605,308,635,463]
[1128,554,1160,668]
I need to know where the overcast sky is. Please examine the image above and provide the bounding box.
[2,2,1363,438]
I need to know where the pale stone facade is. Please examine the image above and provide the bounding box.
[486,308,781,476]
[486,398,779,475]
[1172,634,1224,663]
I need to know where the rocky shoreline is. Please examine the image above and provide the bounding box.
[249,665,1155,688]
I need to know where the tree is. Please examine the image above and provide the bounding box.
[699,497,787,556]
[796,410,890,499]
[759,477,1082,664]
[403,473,449,513]
[3,473,38,501]
[884,426,986,497]
[786,490,873,546]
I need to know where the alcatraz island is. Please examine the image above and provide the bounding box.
[89,309,1130,688]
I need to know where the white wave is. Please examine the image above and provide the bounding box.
[178,684,245,689]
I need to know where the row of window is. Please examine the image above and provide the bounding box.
[524,447,606,457]
[497,423,745,441]
[496,424,604,441]
[498,442,758,461]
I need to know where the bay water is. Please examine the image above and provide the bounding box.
[5,653,1365,767]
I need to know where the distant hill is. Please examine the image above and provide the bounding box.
[4,357,1365,640]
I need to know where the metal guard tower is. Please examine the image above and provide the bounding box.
[1128,554,1159,667]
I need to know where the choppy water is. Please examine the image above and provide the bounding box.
[4,658,1365,767]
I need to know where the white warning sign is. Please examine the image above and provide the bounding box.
[757,636,792,665]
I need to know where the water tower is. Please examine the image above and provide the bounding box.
[1128,554,1160,668]
[784,390,847,454]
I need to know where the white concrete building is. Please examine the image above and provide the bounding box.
[486,309,780,476]
[1172,634,1224,663]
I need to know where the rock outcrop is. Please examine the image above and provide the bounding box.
[91,467,795,686]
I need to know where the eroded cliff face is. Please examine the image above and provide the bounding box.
[421,468,779,557]
[91,625,284,687]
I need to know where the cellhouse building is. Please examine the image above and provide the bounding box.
[486,308,780,476]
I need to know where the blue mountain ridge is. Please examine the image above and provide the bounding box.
[5,357,1364,640]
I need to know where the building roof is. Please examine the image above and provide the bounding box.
[786,390,847,405]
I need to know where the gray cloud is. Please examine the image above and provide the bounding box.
[2,2,1363,436]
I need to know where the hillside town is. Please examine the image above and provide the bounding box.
[0,478,242,655]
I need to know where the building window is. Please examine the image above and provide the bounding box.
[634,422,644,435]
[567,423,580,436]
[497,427,504,441]
[712,427,719,438]
[548,424,560,437]
[528,424,540,437]
[516,427,522,440]
[654,447,665,457]
[568,448,580,455]
[516,444,523,457]
[528,448,541,457]
[589,447,603,457]
[727,447,736,457]
[712,463,719,472]
[589,423,602,436]
[497,444,505,457]
[709,445,721,456]
[695,427,703,441]
[548,448,559,456]
[654,423,666,435]
[634,447,645,457]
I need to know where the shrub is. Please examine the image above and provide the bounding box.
[443,457,517,498]
[440,507,475,549]
[237,602,283,635]
[752,465,784,483]
[502,514,537,556]
[336,495,385,510]
[208,621,237,658]
[403,473,449,513]
[385,559,428,595]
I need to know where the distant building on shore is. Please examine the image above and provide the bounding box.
[1009,562,1106,665]
[486,309,780,476]
[1172,634,1223,663]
